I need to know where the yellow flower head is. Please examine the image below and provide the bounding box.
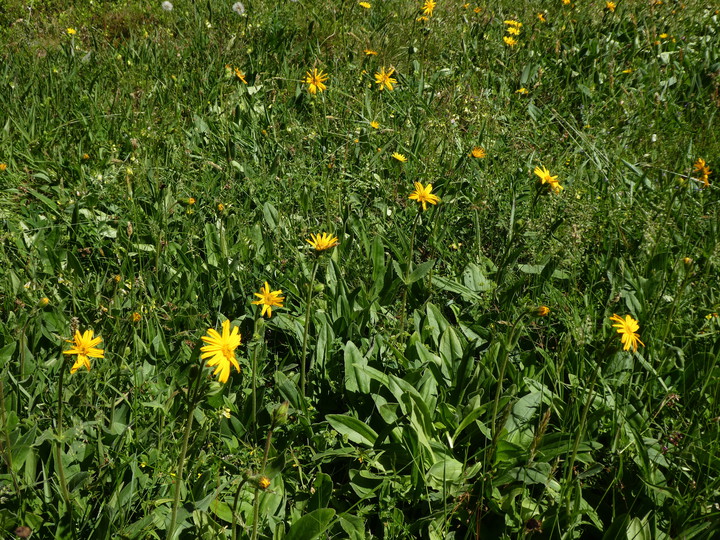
[359,1,371,8]
[364,49,378,56]
[503,36,518,46]
[562,0,570,4]
[605,1,616,12]
[421,0,436,16]
[304,68,329,95]
[392,152,407,162]
[234,67,248,84]
[609,314,645,352]
[64,329,104,374]
[536,306,550,317]
[66,28,77,36]
[132,312,142,322]
[370,120,380,129]
[257,475,271,489]
[374,67,397,91]
[252,282,285,318]
[0,163,6,171]
[187,197,196,205]
[537,12,547,22]
[516,87,528,94]
[534,166,562,191]
[506,26,521,35]
[200,320,242,384]
[504,20,522,28]
[470,147,486,158]
[409,182,440,211]
[306,232,339,251]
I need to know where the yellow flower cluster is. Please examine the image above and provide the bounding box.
[693,158,712,188]
[503,19,521,47]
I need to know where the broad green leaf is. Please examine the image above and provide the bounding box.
[326,414,378,446]
[285,508,335,540]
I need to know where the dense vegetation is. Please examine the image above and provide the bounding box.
[1,0,719,538]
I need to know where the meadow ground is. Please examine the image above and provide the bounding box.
[1,0,720,538]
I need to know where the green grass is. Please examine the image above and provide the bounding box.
[1,0,720,538]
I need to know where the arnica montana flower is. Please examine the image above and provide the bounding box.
[694,158,712,188]
[233,67,248,84]
[605,1,616,12]
[374,67,397,91]
[409,182,440,211]
[534,166,563,193]
[392,152,407,162]
[359,1,371,8]
[609,314,645,352]
[304,68,329,94]
[252,282,285,318]
[470,147,486,158]
[307,233,339,251]
[504,36,518,47]
[421,0,436,16]
[64,329,104,374]
[200,320,242,383]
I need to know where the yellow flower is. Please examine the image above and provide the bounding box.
[562,0,570,4]
[417,15,429,22]
[504,20,522,28]
[217,203,225,212]
[39,297,50,307]
[470,147,486,158]
[64,329,104,374]
[506,26,520,35]
[257,476,271,489]
[537,12,547,22]
[187,197,196,205]
[421,0,436,16]
[516,87,528,94]
[306,232,339,251]
[364,49,378,55]
[409,182,440,211]
[370,120,380,129]
[200,320,242,384]
[392,152,407,162]
[609,314,645,352]
[234,67,248,84]
[694,158,711,175]
[535,306,550,317]
[132,312,142,322]
[534,166,563,193]
[659,33,668,39]
[0,163,6,171]
[304,68,329,95]
[82,153,90,160]
[621,68,633,74]
[252,282,285,318]
[605,1,616,12]
[374,67,397,91]
[66,28,77,36]
[503,36,518,46]
[359,1,371,8]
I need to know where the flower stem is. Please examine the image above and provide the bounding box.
[231,476,249,540]
[398,212,420,334]
[167,366,203,540]
[55,361,71,505]
[251,426,276,540]
[300,258,319,399]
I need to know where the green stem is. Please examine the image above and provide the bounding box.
[231,477,249,540]
[55,361,71,505]
[167,367,203,540]
[300,258,320,399]
[251,428,275,540]
[0,378,20,496]
[398,212,421,334]
[251,318,261,441]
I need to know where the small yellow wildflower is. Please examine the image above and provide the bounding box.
[504,20,522,28]
[217,203,225,212]
[188,197,196,205]
[535,306,550,317]
[359,1,371,8]
[534,166,563,193]
[537,13,547,22]
[392,152,407,162]
[66,28,77,36]
[506,26,521,35]
[252,282,285,318]
[421,0,436,16]
[605,1,616,12]
[257,476,271,489]
[39,297,50,307]
[408,182,440,211]
[609,314,645,352]
[0,163,6,171]
[503,36,518,46]
[374,67,397,91]
[364,49,378,56]
[200,320,242,384]
[516,87,528,94]
[370,120,380,129]
[234,67,248,84]
[64,329,104,374]
[306,233,340,251]
[562,0,570,4]
[470,147,486,158]
[304,68,329,95]
[132,312,142,323]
